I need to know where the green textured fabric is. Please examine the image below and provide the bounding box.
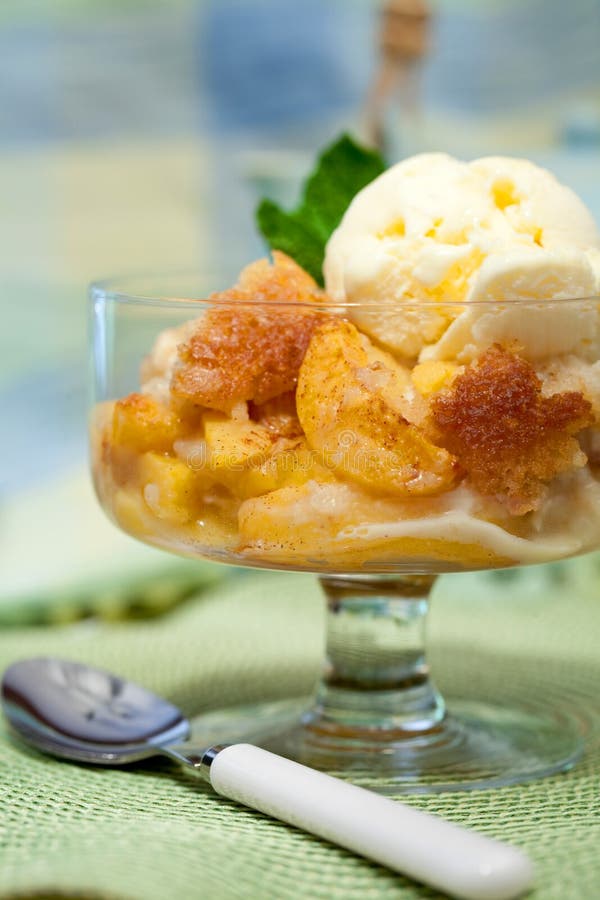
[1,565,600,899]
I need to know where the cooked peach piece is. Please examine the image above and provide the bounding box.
[171,253,331,413]
[234,438,336,500]
[112,393,181,453]
[112,487,156,538]
[202,412,275,472]
[139,452,210,524]
[111,483,238,549]
[296,319,457,496]
[430,344,593,514]
[411,361,460,396]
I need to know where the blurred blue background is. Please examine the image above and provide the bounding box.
[0,0,599,611]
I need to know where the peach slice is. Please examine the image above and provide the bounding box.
[296,320,457,496]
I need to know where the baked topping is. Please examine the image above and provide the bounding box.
[170,253,330,412]
[430,345,593,514]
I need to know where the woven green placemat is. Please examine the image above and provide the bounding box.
[1,567,600,899]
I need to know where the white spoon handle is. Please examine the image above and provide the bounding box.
[208,744,534,900]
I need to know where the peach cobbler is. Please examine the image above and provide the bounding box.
[92,245,600,573]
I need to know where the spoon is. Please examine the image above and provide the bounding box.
[1,657,533,900]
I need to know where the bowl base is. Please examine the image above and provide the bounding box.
[188,696,585,794]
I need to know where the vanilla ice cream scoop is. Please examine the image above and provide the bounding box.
[324,153,600,361]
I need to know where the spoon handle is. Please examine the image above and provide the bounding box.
[203,743,533,900]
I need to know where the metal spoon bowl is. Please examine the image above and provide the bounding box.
[2,657,192,764]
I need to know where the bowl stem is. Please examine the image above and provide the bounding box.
[308,574,445,738]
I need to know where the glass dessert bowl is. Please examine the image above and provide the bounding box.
[89,254,600,793]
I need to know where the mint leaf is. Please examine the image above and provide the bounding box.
[255,200,325,286]
[256,134,386,285]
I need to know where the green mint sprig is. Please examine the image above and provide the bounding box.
[256,134,386,285]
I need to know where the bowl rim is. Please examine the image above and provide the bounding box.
[89,269,600,311]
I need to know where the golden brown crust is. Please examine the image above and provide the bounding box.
[430,345,593,514]
[170,253,331,412]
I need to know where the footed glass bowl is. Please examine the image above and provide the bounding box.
[89,269,600,792]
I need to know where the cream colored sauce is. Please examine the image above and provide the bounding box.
[335,467,600,564]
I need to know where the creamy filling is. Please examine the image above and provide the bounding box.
[333,467,600,563]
